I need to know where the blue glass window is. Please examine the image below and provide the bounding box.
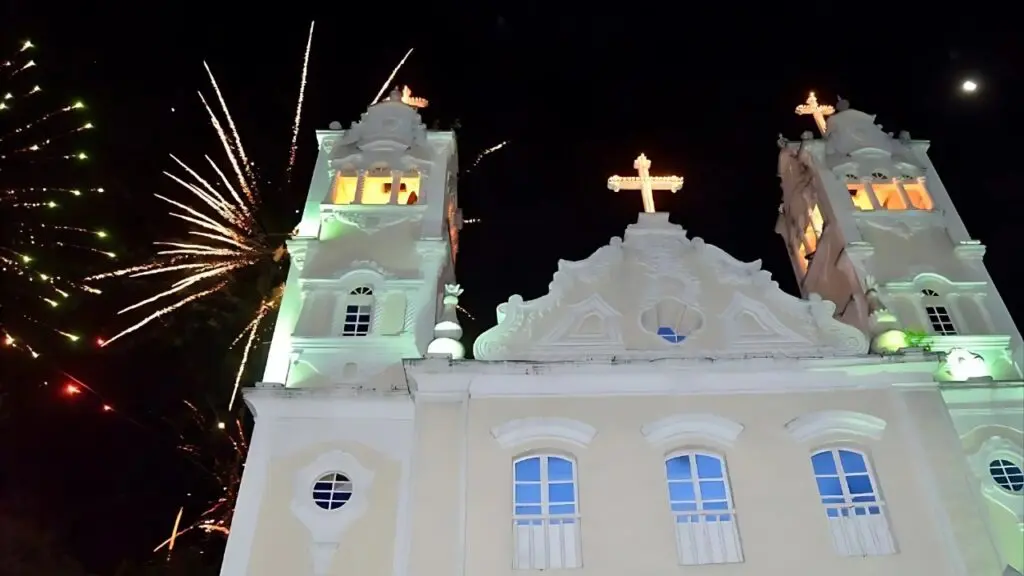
[312,472,353,510]
[665,453,734,522]
[811,449,882,517]
[657,326,687,343]
[513,455,578,522]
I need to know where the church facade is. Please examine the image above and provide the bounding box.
[219,91,1024,576]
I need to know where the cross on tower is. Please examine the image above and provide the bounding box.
[401,85,429,108]
[607,154,684,213]
[795,92,835,136]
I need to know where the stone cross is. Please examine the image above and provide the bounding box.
[401,85,428,108]
[795,92,835,136]
[607,154,684,213]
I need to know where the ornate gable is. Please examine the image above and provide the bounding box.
[473,213,868,360]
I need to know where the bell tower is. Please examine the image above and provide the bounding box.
[261,88,462,389]
[776,95,1024,573]
[220,90,465,576]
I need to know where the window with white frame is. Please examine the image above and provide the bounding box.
[811,448,897,556]
[664,452,743,565]
[921,289,957,335]
[340,286,373,336]
[512,454,581,570]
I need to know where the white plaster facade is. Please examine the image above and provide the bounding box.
[220,96,1023,576]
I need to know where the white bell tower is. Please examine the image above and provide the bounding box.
[220,89,464,576]
[776,95,1024,573]
[261,88,462,388]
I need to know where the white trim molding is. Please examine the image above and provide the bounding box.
[968,436,1024,529]
[491,417,597,450]
[641,413,745,448]
[290,451,375,576]
[785,410,887,443]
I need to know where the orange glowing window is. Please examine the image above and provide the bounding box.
[871,183,907,210]
[329,171,421,205]
[797,242,809,273]
[847,184,874,211]
[803,223,818,254]
[902,182,933,210]
[331,172,358,205]
[808,205,824,237]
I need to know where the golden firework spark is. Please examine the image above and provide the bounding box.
[91,24,315,403]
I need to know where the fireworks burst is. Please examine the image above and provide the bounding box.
[154,400,247,553]
[89,24,316,408]
[0,39,106,358]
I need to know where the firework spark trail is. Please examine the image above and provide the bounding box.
[286,21,315,184]
[464,141,509,175]
[96,29,315,402]
[371,47,413,106]
[228,294,279,411]
[2,39,104,356]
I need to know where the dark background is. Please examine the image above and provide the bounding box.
[2,4,1020,574]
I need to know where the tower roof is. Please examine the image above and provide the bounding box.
[329,88,432,160]
[825,100,893,157]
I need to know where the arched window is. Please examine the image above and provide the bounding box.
[921,289,957,335]
[811,448,896,556]
[664,452,742,565]
[512,454,581,570]
[340,286,373,336]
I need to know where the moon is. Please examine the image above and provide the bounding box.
[961,79,978,93]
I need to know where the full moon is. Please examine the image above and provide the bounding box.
[962,79,978,93]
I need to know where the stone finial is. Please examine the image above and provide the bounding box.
[836,97,850,112]
[427,284,465,359]
[800,130,814,141]
[898,130,911,142]
[328,121,342,130]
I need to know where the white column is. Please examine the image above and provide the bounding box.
[894,180,912,209]
[353,170,367,204]
[389,170,402,205]
[864,180,882,210]
[219,418,273,576]
[973,294,997,333]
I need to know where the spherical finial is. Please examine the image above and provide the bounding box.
[328,120,342,130]
[836,97,850,112]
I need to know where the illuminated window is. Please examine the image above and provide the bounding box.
[361,170,421,205]
[664,452,743,565]
[341,286,373,336]
[512,454,581,570]
[797,242,809,273]
[808,205,825,237]
[811,448,896,556]
[871,183,908,210]
[329,170,421,205]
[331,171,358,204]
[847,184,874,210]
[902,182,934,210]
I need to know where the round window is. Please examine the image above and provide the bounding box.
[871,171,888,180]
[312,472,353,510]
[989,459,1024,493]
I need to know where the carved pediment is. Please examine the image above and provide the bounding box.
[536,294,623,348]
[473,213,868,361]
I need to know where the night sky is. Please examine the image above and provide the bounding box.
[2,5,1020,574]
